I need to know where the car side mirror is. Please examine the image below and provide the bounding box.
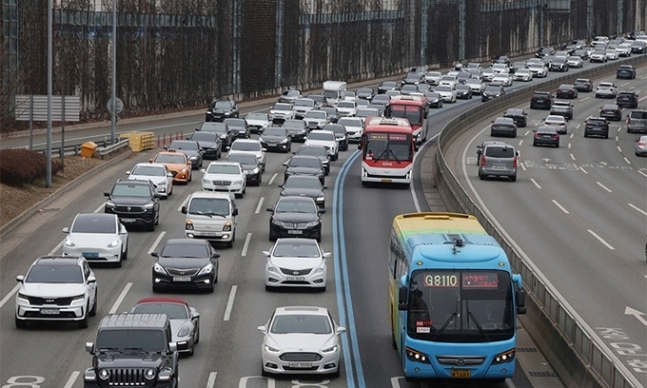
[232,208,238,216]
[103,192,110,197]
[212,252,221,259]
[154,193,161,199]
[357,143,362,150]
[85,342,94,353]
[87,275,96,284]
[169,342,178,353]
[200,169,206,173]
[16,275,24,283]
[181,206,187,214]
[257,325,267,333]
[516,151,520,157]
[151,252,159,258]
[323,252,332,259]
[266,207,274,212]
[336,327,347,335]
[318,209,326,214]
[62,227,70,234]
[282,162,288,167]
[125,171,131,175]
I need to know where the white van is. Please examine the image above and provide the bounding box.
[322,81,347,106]
[182,191,238,248]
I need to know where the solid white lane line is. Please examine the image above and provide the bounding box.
[570,153,575,160]
[581,96,590,101]
[268,173,278,186]
[639,170,647,178]
[624,156,631,164]
[255,197,265,214]
[241,233,252,257]
[596,182,612,193]
[49,239,65,255]
[63,371,80,388]
[530,178,542,189]
[629,203,647,217]
[93,203,105,213]
[206,372,217,388]
[147,231,166,254]
[109,283,133,314]
[579,166,588,174]
[223,285,238,321]
[587,229,615,250]
[552,200,570,214]
[177,194,191,211]
[0,284,21,309]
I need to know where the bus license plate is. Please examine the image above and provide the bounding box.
[40,309,60,315]
[288,362,312,368]
[173,276,191,282]
[450,369,470,378]
[381,178,392,183]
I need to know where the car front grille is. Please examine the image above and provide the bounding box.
[28,296,73,306]
[103,368,151,386]
[166,268,199,276]
[280,267,312,275]
[280,352,323,361]
[114,206,145,213]
[212,180,232,186]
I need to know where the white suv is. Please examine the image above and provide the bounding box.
[182,191,239,248]
[304,130,339,161]
[15,256,97,329]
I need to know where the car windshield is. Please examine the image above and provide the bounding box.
[273,104,292,111]
[97,329,166,352]
[169,141,198,151]
[247,113,268,120]
[160,242,209,258]
[337,101,355,109]
[290,157,320,168]
[275,199,317,213]
[199,123,228,135]
[206,164,241,174]
[305,111,326,119]
[132,303,189,319]
[528,63,543,68]
[284,176,321,189]
[26,263,83,284]
[231,142,261,151]
[283,91,300,97]
[224,119,245,127]
[297,147,326,157]
[154,154,186,164]
[273,240,321,258]
[190,132,216,142]
[111,183,151,197]
[263,128,287,137]
[283,120,305,130]
[188,197,230,216]
[338,118,361,127]
[308,132,334,141]
[72,215,116,234]
[321,107,337,116]
[227,154,257,165]
[358,88,373,95]
[131,165,166,177]
[294,100,314,107]
[214,101,232,109]
[485,85,501,92]
[270,314,332,334]
[382,81,398,88]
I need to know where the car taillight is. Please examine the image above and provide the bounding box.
[552,134,559,138]
[480,155,486,166]
[513,157,518,168]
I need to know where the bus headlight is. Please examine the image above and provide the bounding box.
[405,347,430,364]
[493,349,515,364]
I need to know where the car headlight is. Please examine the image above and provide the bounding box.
[189,155,198,160]
[144,368,156,380]
[177,325,191,338]
[304,221,319,228]
[98,369,110,380]
[280,138,289,144]
[264,345,280,353]
[234,180,243,185]
[143,202,155,209]
[203,179,210,184]
[316,196,325,203]
[198,263,214,276]
[251,168,260,175]
[267,263,279,273]
[64,238,75,247]
[107,239,120,248]
[158,367,173,381]
[153,262,167,274]
[105,201,115,209]
[17,293,29,301]
[314,265,325,273]
[180,168,188,173]
[322,345,338,353]
[223,221,232,232]
[71,294,85,302]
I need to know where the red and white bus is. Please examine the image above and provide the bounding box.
[385,95,429,145]
[358,117,417,186]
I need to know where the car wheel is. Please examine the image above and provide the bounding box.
[207,284,214,293]
[226,231,235,248]
[555,141,560,148]
[510,176,517,182]
[479,173,485,180]
[194,323,200,344]
[115,258,122,268]
[78,309,89,329]
[256,174,262,186]
[15,315,27,329]
[89,291,98,316]
[330,368,340,378]
[261,364,270,377]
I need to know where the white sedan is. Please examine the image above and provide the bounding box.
[512,69,533,82]
[567,56,584,68]
[336,100,358,117]
[544,115,568,134]
[528,63,548,78]
[258,306,346,377]
[126,162,173,198]
[304,130,339,160]
[338,117,364,143]
[62,213,129,267]
[264,238,330,291]
[492,73,513,86]
[201,161,247,198]
[434,85,457,103]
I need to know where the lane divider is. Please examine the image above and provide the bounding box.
[109,282,133,314]
[223,285,238,321]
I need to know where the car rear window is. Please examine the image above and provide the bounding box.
[631,111,647,119]
[485,147,515,158]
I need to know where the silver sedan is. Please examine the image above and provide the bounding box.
[636,136,647,156]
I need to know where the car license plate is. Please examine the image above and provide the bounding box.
[381,178,392,183]
[82,252,99,258]
[287,230,303,235]
[40,309,60,315]
[197,232,217,237]
[172,276,191,282]
[121,218,136,223]
[215,186,229,191]
[286,276,305,281]
[288,362,312,368]
[492,165,506,170]
[450,369,471,378]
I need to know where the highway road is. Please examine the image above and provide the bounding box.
[443,64,647,386]
[0,55,636,388]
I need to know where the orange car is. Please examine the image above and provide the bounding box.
[150,151,192,183]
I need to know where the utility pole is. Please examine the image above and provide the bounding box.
[111,0,117,144]
[46,0,53,188]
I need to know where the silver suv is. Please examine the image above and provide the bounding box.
[478,143,518,182]
[627,110,647,133]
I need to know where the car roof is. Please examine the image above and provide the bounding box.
[164,238,210,247]
[232,139,261,144]
[284,174,320,182]
[505,108,524,114]
[553,100,571,105]
[494,117,514,124]
[73,213,117,224]
[190,191,235,200]
[100,313,168,329]
[277,195,317,203]
[546,115,565,120]
[601,104,619,108]
[206,161,242,168]
[291,155,321,161]
[537,125,558,133]
[34,255,82,266]
[136,297,189,306]
[308,130,335,136]
[274,306,329,316]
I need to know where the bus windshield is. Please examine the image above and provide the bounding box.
[407,269,514,342]
[363,133,413,162]
[388,105,422,126]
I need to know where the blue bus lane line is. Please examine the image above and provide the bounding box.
[333,149,366,388]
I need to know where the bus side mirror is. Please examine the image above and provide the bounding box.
[516,290,526,315]
[398,286,408,310]
[414,143,419,152]
[357,143,362,150]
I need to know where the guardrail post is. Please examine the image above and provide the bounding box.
[74,145,79,156]
[157,134,160,148]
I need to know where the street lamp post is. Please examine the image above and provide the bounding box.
[46,0,53,188]
[110,0,117,144]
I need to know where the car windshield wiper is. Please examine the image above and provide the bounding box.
[191,211,212,218]
[433,312,457,340]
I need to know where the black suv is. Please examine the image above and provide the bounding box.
[616,65,637,80]
[530,91,554,109]
[616,91,639,108]
[206,99,239,122]
[104,180,160,231]
[584,116,610,139]
[84,314,179,388]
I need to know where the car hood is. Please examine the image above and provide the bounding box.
[157,257,210,269]
[109,196,153,205]
[304,139,335,148]
[204,172,244,180]
[270,109,292,115]
[247,119,269,126]
[129,175,167,186]
[170,319,192,340]
[196,140,219,149]
[337,108,355,113]
[287,167,323,176]
[280,188,324,198]
[95,353,166,368]
[266,333,336,352]
[160,163,190,172]
[272,212,320,223]
[67,233,120,247]
[343,125,362,132]
[21,282,87,297]
[177,149,200,158]
[269,256,323,270]
[260,135,288,142]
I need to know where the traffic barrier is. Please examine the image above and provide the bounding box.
[119,131,154,152]
[156,131,185,148]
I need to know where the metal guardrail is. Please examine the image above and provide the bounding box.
[433,55,646,388]
[98,138,129,158]
[24,138,120,158]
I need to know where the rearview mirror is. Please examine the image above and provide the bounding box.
[181,206,187,214]
[62,227,69,233]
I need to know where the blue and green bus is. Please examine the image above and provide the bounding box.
[388,212,526,381]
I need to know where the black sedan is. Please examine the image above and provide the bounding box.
[205,99,238,122]
[223,118,251,139]
[533,126,560,147]
[226,152,262,186]
[549,57,569,72]
[378,81,399,94]
[167,140,204,170]
[283,119,310,142]
[197,122,235,150]
[423,91,443,108]
[503,108,528,127]
[556,84,579,99]
[292,145,330,175]
[187,131,222,160]
[481,83,505,102]
[356,87,375,101]
[599,104,623,121]
[456,84,473,99]
[151,239,220,293]
[320,106,339,123]
[267,196,324,242]
[279,175,327,209]
[491,55,511,66]
[283,155,325,184]
[490,117,517,138]
[259,126,292,153]
[535,47,555,58]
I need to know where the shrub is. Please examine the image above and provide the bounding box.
[0,149,63,187]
